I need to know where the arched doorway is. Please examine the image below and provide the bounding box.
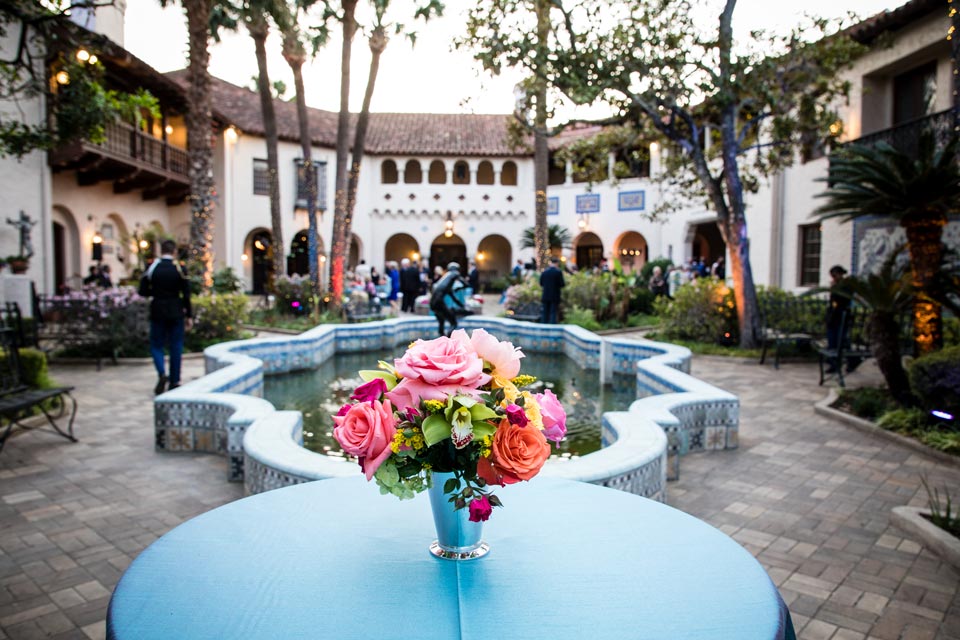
[289,229,309,276]
[348,234,362,271]
[246,228,274,294]
[385,233,420,263]
[613,231,648,274]
[430,233,467,274]
[476,234,511,283]
[51,205,80,294]
[574,232,604,272]
[690,221,725,265]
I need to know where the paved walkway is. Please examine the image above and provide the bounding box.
[0,342,957,638]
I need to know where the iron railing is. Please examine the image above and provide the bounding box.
[95,121,188,178]
[837,108,957,158]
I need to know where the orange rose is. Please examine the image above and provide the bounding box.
[477,418,550,486]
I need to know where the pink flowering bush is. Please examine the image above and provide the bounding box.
[333,328,567,520]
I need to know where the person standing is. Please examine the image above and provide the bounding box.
[399,258,420,312]
[825,265,853,374]
[539,257,565,324]
[386,261,400,313]
[430,263,467,336]
[139,240,192,395]
[467,261,480,294]
[648,266,669,298]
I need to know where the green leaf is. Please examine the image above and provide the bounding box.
[453,395,478,408]
[472,421,497,439]
[421,414,452,447]
[358,370,397,389]
[469,404,497,422]
[443,477,460,494]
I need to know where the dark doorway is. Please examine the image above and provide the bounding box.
[252,231,273,294]
[575,232,604,271]
[53,222,66,293]
[430,234,467,274]
[691,222,725,265]
[289,230,309,276]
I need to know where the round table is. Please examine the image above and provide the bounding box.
[107,477,795,640]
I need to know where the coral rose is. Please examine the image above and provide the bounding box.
[332,399,398,481]
[477,418,550,486]
[386,336,489,410]
[536,389,567,443]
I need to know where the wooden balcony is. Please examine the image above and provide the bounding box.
[49,121,190,205]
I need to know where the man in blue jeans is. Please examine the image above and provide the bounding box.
[139,240,192,394]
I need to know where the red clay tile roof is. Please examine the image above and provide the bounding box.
[845,0,942,44]
[166,72,528,156]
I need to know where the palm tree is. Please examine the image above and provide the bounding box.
[833,255,915,406]
[245,2,285,281]
[817,132,960,355]
[521,224,572,255]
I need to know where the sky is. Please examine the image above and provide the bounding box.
[123,0,909,117]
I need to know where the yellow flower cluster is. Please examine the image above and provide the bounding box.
[423,400,445,414]
[480,435,492,458]
[511,374,537,388]
[390,426,426,453]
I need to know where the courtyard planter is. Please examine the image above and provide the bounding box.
[891,506,960,571]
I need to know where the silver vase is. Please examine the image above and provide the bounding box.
[427,471,490,560]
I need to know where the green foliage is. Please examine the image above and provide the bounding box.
[839,387,896,420]
[945,317,960,347]
[271,274,315,315]
[654,279,737,344]
[212,266,244,294]
[185,294,250,352]
[920,476,960,537]
[0,348,53,389]
[563,306,601,331]
[520,224,573,251]
[248,308,340,331]
[908,346,960,417]
[503,279,542,311]
[877,408,931,435]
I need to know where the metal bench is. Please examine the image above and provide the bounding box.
[0,328,77,453]
[758,296,828,368]
[344,297,386,323]
[507,301,542,323]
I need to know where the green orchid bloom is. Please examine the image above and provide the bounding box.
[421,394,498,449]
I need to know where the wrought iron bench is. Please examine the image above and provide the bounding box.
[814,306,873,388]
[0,329,77,453]
[507,301,542,323]
[344,297,386,323]
[758,296,828,368]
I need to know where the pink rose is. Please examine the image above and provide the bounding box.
[466,328,523,381]
[332,399,398,480]
[468,495,493,522]
[386,336,490,410]
[336,403,352,417]
[505,404,528,427]
[351,378,387,403]
[536,389,567,443]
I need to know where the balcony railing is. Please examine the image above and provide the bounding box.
[837,108,957,158]
[94,120,188,177]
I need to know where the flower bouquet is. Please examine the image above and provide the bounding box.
[332,328,566,528]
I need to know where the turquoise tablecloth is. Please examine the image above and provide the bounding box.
[107,477,795,640]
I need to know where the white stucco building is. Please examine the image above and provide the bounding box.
[1,0,956,301]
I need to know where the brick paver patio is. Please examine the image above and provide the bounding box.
[0,344,957,639]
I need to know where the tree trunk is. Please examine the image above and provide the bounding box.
[903,215,946,355]
[532,0,550,271]
[329,0,359,311]
[184,0,215,288]
[249,15,284,283]
[868,311,913,406]
[285,47,321,298]
[344,27,387,272]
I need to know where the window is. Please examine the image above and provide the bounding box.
[476,161,494,185]
[253,159,270,195]
[381,160,398,184]
[798,224,822,287]
[500,161,518,186]
[404,160,422,184]
[453,160,470,185]
[548,153,565,185]
[295,159,327,210]
[428,160,446,184]
[894,61,937,126]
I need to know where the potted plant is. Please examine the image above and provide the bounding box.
[6,255,28,274]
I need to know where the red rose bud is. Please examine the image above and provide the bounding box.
[505,403,528,427]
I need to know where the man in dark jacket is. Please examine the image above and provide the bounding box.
[399,258,421,313]
[539,257,565,324]
[430,262,467,336]
[139,240,192,394]
[467,261,480,294]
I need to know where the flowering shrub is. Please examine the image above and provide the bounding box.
[654,278,737,343]
[42,286,149,357]
[185,293,250,351]
[271,274,314,315]
[502,278,541,313]
[333,328,567,521]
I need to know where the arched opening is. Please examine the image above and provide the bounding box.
[289,229,310,276]
[452,160,470,185]
[613,231,648,274]
[348,234,362,271]
[428,160,446,184]
[104,213,131,277]
[430,233,466,274]
[574,231,604,272]
[476,161,494,185]
[381,160,398,184]
[245,228,274,294]
[385,233,420,263]
[690,221,725,266]
[477,234,511,287]
[500,161,518,186]
[51,205,80,294]
[404,160,422,184]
